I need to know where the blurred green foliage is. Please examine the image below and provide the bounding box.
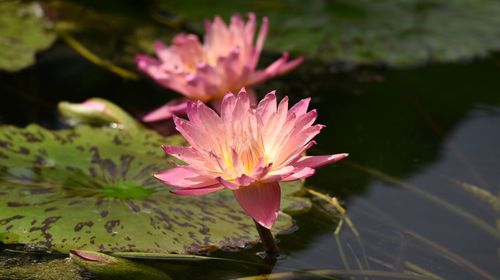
[0,1,55,72]
[3,0,500,72]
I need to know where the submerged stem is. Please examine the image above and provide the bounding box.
[254,219,280,263]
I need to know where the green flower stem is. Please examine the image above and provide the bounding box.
[253,219,280,263]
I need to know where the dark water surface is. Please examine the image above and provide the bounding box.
[1,44,499,279]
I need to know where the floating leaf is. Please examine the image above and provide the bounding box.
[158,0,500,67]
[0,125,309,254]
[0,1,56,72]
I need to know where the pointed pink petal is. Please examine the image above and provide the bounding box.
[248,16,269,70]
[173,115,218,151]
[232,89,251,121]
[154,167,213,188]
[221,92,237,122]
[262,166,295,182]
[280,124,324,157]
[275,56,304,75]
[292,153,349,169]
[291,110,318,132]
[289,97,311,117]
[256,90,277,124]
[171,184,223,196]
[161,145,207,168]
[142,99,189,122]
[275,140,316,167]
[232,182,280,229]
[282,167,315,181]
[248,54,304,86]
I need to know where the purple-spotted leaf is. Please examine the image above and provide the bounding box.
[0,125,309,254]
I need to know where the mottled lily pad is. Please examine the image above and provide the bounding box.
[159,0,500,67]
[0,1,56,72]
[0,125,309,254]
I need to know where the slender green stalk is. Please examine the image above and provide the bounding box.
[59,32,140,80]
[254,219,280,263]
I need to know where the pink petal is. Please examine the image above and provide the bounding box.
[220,92,237,122]
[289,97,311,117]
[247,16,268,70]
[248,53,304,85]
[162,146,206,167]
[282,167,315,181]
[236,174,255,186]
[275,56,304,75]
[280,124,324,157]
[171,184,223,196]
[249,159,272,179]
[292,153,349,169]
[262,166,295,182]
[186,101,224,135]
[233,88,250,115]
[232,182,281,229]
[256,90,277,124]
[275,140,316,167]
[216,177,239,190]
[154,167,213,188]
[173,116,217,151]
[142,99,189,122]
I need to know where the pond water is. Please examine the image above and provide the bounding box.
[1,42,499,279]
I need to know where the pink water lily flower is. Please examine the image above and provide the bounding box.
[136,13,303,122]
[155,89,348,229]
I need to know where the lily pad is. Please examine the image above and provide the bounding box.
[0,125,309,254]
[158,0,500,67]
[0,1,56,72]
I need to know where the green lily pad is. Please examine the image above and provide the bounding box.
[0,125,309,254]
[158,0,500,67]
[0,1,56,72]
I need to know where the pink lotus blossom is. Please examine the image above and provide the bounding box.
[136,13,303,122]
[155,89,348,229]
